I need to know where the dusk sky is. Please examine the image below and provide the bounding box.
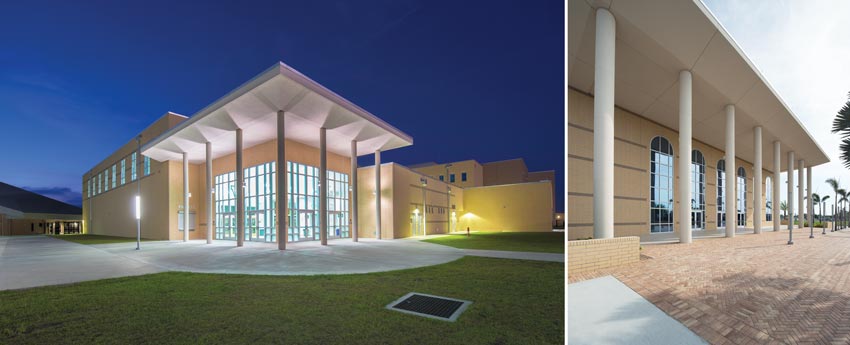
[0,0,565,210]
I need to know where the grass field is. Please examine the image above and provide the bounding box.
[49,234,150,245]
[0,257,564,344]
[422,231,565,253]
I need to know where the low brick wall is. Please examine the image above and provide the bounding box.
[568,236,640,276]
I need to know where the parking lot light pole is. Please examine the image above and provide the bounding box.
[136,135,141,251]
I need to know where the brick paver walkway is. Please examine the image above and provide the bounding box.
[569,229,850,345]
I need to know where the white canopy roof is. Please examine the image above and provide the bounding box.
[569,0,829,170]
[143,62,413,164]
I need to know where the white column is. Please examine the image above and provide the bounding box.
[725,105,736,237]
[236,128,244,247]
[375,150,382,239]
[206,142,212,244]
[753,127,762,234]
[319,127,328,246]
[773,141,781,232]
[277,111,286,250]
[351,140,359,242]
[678,70,692,244]
[593,7,616,240]
[798,160,805,229]
[183,152,189,242]
[808,166,813,237]
[787,151,795,231]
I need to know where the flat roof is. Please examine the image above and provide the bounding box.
[143,62,413,163]
[568,0,829,170]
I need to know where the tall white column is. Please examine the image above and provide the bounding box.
[319,127,328,246]
[678,70,692,244]
[593,7,616,240]
[375,150,382,239]
[798,160,805,229]
[808,166,813,237]
[725,105,736,237]
[236,128,244,247]
[787,151,795,232]
[206,142,212,244]
[773,141,780,231]
[183,152,189,242]
[753,127,762,234]
[351,140,359,242]
[277,111,287,250]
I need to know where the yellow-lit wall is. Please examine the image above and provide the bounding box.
[357,164,395,239]
[391,164,462,238]
[568,88,775,241]
[458,181,553,232]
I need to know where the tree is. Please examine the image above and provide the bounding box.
[812,193,821,222]
[830,93,850,168]
[827,178,841,231]
[780,200,788,220]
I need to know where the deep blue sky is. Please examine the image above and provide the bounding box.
[0,0,564,211]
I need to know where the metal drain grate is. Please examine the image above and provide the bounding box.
[386,292,472,322]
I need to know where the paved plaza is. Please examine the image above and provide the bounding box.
[569,229,850,344]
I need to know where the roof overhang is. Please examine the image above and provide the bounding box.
[143,62,413,164]
[568,0,829,171]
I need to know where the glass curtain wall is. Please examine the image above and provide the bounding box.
[649,136,674,233]
[213,161,350,243]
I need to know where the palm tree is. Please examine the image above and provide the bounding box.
[822,195,831,228]
[827,178,841,231]
[780,200,788,222]
[812,193,821,223]
[837,188,847,229]
[830,93,850,167]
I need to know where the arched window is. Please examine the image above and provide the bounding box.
[737,167,747,227]
[717,159,726,228]
[766,176,773,221]
[691,150,706,230]
[650,136,674,233]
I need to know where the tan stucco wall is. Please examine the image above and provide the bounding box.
[357,164,395,239]
[568,88,775,241]
[391,164,462,238]
[412,160,483,188]
[482,159,529,186]
[459,181,553,232]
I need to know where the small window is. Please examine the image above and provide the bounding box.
[461,172,467,182]
[131,152,137,181]
[439,175,444,181]
[121,159,126,185]
[111,165,117,188]
[144,157,151,176]
[450,174,456,183]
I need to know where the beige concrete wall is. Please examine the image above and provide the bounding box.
[357,164,395,239]
[82,113,185,238]
[412,160,483,188]
[568,236,640,276]
[459,181,552,232]
[568,88,774,241]
[391,164,462,238]
[482,159,529,186]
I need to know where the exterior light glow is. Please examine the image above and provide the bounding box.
[135,195,141,220]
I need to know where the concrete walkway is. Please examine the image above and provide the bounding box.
[569,275,706,345]
[461,248,564,262]
[0,236,164,291]
[95,238,465,275]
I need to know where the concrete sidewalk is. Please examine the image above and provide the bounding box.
[568,275,706,345]
[0,236,164,291]
[461,248,564,262]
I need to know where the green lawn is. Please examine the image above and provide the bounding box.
[48,234,151,245]
[0,257,564,344]
[422,231,565,253]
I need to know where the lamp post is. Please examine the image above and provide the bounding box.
[420,177,427,236]
[135,135,141,250]
[445,164,453,234]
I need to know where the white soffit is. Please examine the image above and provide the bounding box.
[568,0,829,171]
[142,62,413,164]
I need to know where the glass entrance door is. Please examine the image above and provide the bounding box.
[291,210,318,242]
